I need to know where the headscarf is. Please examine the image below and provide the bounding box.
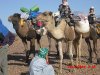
[38,48,48,58]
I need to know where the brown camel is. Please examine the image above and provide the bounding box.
[8,13,42,63]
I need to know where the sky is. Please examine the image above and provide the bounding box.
[0,0,100,33]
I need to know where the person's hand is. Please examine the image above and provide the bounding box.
[46,59,49,64]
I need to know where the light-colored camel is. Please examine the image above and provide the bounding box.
[36,11,100,74]
[37,12,78,73]
[74,15,100,64]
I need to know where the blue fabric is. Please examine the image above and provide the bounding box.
[0,19,15,46]
[28,11,41,19]
[29,55,55,75]
[0,19,9,37]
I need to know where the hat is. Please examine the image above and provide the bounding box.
[90,6,94,10]
[38,48,48,58]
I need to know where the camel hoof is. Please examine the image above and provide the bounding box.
[57,52,59,56]
[64,53,70,59]
[58,72,62,75]
[69,69,75,73]
[97,58,100,64]
[88,58,92,63]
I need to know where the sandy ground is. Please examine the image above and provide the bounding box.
[8,35,100,75]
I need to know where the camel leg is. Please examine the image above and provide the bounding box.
[73,39,77,58]
[56,42,59,56]
[73,38,79,66]
[93,39,99,63]
[68,41,73,65]
[47,36,52,54]
[65,41,69,57]
[85,38,92,63]
[22,38,28,63]
[74,34,82,66]
[78,34,82,65]
[58,41,63,74]
[30,37,35,57]
[37,36,41,48]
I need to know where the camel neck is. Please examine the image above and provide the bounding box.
[45,18,55,32]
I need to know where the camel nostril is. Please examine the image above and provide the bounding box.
[8,16,12,22]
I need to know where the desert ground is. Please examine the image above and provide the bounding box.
[8,35,100,75]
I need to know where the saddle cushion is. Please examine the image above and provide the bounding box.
[75,19,90,33]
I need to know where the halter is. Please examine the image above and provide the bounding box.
[19,18,26,27]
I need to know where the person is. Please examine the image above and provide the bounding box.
[88,6,100,38]
[58,0,75,27]
[29,48,55,75]
[0,19,15,75]
[58,0,71,18]
[88,6,96,26]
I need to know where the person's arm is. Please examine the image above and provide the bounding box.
[68,6,71,14]
[58,4,62,11]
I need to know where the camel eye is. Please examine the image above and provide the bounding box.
[23,19,27,22]
[45,20,48,22]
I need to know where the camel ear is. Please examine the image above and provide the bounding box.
[17,14,21,18]
[43,11,52,16]
[43,12,47,16]
[8,16,13,22]
[49,12,53,16]
[13,13,21,19]
[16,13,21,18]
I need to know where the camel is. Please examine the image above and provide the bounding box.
[36,11,100,74]
[36,11,79,73]
[53,12,100,64]
[52,11,100,65]
[8,13,42,63]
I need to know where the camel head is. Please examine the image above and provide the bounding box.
[36,11,55,35]
[8,13,27,29]
[36,11,54,26]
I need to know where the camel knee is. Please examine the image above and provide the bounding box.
[59,54,63,60]
[69,53,73,59]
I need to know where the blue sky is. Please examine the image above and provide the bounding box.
[0,0,100,33]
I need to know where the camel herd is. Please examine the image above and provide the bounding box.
[8,11,100,74]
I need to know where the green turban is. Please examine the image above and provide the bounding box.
[38,48,48,58]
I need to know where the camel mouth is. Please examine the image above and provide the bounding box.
[36,21,43,27]
[36,27,47,36]
[8,16,12,22]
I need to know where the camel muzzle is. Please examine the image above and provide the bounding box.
[19,19,26,27]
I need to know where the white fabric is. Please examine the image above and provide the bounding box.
[75,19,90,33]
[29,55,55,75]
[53,11,60,17]
[63,2,69,6]
[21,13,29,19]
